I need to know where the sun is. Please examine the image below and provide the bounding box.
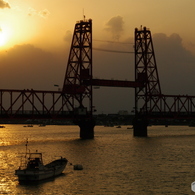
[0,24,12,47]
[0,28,9,46]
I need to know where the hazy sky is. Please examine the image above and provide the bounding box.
[0,0,195,114]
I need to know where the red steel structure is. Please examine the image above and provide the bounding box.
[134,26,162,114]
[62,19,95,138]
[0,89,68,119]
[134,27,195,118]
[133,26,195,136]
[0,19,195,137]
[63,19,93,117]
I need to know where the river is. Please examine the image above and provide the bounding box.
[0,125,194,194]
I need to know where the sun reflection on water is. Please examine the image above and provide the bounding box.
[0,150,18,194]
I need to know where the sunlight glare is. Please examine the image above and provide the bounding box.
[0,25,11,47]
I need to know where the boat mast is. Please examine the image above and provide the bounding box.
[25,138,28,158]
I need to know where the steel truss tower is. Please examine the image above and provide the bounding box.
[63,19,94,139]
[133,26,161,136]
[63,19,93,116]
[134,26,161,114]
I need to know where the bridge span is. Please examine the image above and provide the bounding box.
[1,19,195,138]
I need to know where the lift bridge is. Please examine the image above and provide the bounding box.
[1,19,195,138]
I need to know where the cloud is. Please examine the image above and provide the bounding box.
[153,33,195,94]
[38,9,50,18]
[28,7,37,16]
[0,0,10,9]
[28,7,50,19]
[104,16,124,41]
[0,44,65,90]
[63,30,72,42]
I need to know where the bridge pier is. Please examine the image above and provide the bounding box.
[133,116,148,137]
[75,118,95,139]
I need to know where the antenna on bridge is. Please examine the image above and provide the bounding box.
[83,8,86,21]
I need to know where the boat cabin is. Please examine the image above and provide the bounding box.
[27,153,43,169]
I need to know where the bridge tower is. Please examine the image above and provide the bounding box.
[63,19,95,139]
[133,26,161,136]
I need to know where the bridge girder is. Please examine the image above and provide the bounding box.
[0,20,195,123]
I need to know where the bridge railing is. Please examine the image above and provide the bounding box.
[0,89,74,119]
[138,94,195,119]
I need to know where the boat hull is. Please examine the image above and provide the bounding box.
[15,158,67,182]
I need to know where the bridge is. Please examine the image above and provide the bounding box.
[1,19,195,138]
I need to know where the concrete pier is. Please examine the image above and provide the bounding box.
[76,118,95,139]
[133,116,148,137]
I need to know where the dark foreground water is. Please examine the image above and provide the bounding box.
[0,125,195,194]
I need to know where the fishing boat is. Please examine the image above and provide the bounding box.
[39,124,46,127]
[15,141,68,182]
[23,124,33,127]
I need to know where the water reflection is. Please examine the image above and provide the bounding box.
[0,125,194,194]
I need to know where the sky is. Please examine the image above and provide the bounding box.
[0,0,195,114]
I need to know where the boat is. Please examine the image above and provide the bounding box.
[39,124,46,127]
[15,141,68,182]
[23,124,33,127]
[116,125,121,128]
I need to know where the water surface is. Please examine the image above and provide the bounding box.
[0,125,194,194]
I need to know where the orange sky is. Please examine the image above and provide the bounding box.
[0,0,195,51]
[0,0,195,113]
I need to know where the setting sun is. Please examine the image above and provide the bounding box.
[0,25,11,47]
[0,29,7,46]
